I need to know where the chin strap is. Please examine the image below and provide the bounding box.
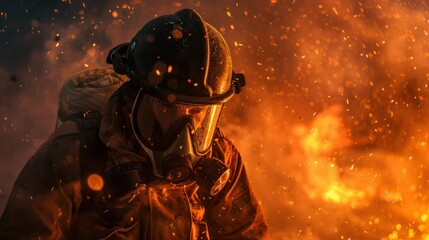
[130,88,164,178]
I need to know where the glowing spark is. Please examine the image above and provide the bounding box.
[422,214,428,222]
[172,29,183,39]
[173,1,182,7]
[87,174,104,191]
[408,229,415,238]
[388,231,399,239]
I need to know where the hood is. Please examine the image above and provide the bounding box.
[98,81,148,169]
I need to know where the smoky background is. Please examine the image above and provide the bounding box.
[1,0,429,239]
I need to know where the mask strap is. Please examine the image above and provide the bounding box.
[130,88,163,178]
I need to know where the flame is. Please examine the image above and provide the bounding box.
[293,105,373,208]
[300,105,351,156]
[322,182,366,206]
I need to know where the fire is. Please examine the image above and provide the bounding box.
[300,105,351,156]
[323,182,366,206]
[294,105,372,208]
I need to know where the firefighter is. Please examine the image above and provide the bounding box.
[0,9,268,239]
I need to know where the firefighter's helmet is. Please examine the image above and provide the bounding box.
[107,8,245,105]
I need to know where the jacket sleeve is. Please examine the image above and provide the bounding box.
[0,128,82,240]
[202,132,268,240]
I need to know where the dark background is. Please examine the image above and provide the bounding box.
[2,0,429,238]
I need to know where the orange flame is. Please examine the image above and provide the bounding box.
[293,105,373,208]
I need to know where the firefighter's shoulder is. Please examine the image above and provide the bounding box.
[212,128,239,168]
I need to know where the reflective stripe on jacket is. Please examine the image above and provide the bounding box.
[0,81,268,240]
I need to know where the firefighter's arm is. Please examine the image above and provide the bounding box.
[0,130,81,240]
[204,135,268,240]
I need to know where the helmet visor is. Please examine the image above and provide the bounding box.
[132,91,223,155]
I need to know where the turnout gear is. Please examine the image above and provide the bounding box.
[0,82,267,239]
[0,8,267,240]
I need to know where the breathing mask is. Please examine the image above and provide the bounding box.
[131,89,231,195]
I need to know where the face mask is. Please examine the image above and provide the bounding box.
[131,89,230,195]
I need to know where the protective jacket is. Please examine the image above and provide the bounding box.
[0,81,268,239]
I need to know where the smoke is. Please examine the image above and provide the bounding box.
[2,0,429,239]
[220,0,429,238]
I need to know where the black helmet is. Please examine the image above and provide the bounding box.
[107,8,245,104]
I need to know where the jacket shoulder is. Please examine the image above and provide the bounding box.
[211,128,239,168]
[16,122,82,193]
[48,120,80,141]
